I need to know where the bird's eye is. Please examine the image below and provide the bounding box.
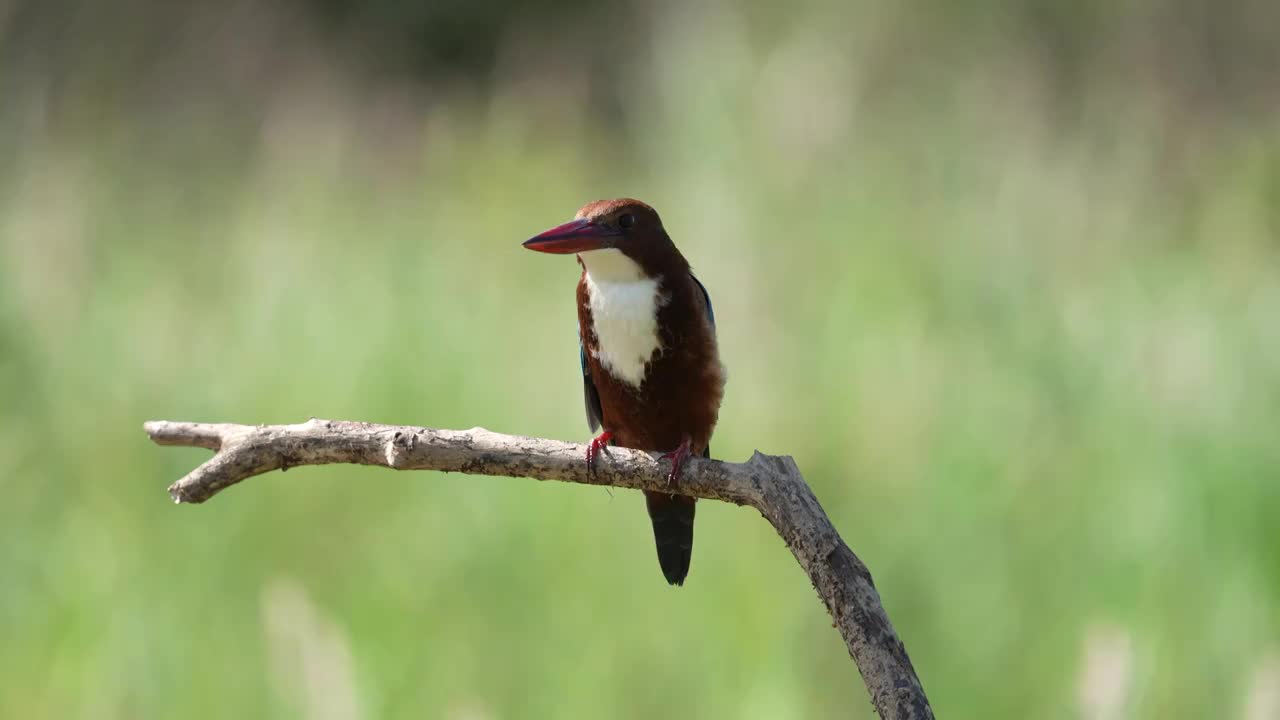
[618,213,636,230]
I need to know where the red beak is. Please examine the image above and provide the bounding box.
[522,218,621,254]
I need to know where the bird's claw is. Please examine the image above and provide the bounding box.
[660,438,693,487]
[586,431,614,477]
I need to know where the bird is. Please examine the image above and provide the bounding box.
[522,198,725,586]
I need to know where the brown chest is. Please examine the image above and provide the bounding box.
[577,273,724,453]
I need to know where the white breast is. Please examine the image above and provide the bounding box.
[580,249,666,388]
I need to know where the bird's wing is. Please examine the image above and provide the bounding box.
[581,339,604,433]
[691,272,715,458]
[691,272,715,330]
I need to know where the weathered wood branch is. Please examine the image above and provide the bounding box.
[145,418,933,719]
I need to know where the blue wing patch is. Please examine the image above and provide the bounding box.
[581,336,604,433]
[691,272,715,459]
[691,273,715,330]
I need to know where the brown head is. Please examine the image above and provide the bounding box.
[522,199,689,279]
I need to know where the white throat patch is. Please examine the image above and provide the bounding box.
[580,249,665,388]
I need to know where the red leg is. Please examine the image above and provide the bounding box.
[586,431,613,476]
[659,437,694,486]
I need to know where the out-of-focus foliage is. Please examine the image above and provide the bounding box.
[1,1,1278,718]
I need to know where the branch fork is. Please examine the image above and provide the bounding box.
[146,418,933,720]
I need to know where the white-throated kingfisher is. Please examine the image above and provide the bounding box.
[523,199,725,586]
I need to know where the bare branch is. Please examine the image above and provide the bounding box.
[145,418,933,720]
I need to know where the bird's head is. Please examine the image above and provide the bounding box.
[522,199,686,280]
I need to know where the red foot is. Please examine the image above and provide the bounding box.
[586,431,614,476]
[659,437,694,486]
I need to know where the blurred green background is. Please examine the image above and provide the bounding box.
[2,0,1279,717]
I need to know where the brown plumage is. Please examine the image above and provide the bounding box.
[524,199,725,585]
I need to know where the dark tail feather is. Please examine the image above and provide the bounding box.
[645,491,696,586]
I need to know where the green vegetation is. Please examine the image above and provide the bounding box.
[2,2,1278,718]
